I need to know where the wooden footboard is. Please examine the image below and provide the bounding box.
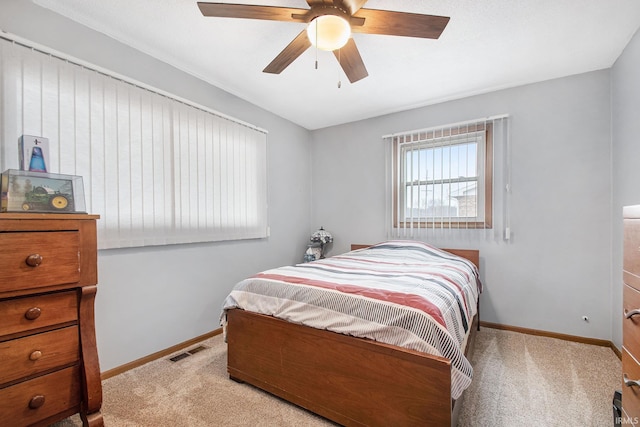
[227,309,455,426]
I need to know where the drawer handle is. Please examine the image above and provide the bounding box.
[28,395,45,409]
[29,350,43,361]
[625,309,640,319]
[24,307,42,320]
[624,374,640,388]
[25,253,43,267]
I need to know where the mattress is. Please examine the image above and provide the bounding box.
[221,240,481,399]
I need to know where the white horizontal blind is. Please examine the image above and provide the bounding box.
[0,34,268,249]
[384,115,510,243]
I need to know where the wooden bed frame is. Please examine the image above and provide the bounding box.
[225,245,480,427]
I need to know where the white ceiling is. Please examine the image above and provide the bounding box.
[33,0,640,130]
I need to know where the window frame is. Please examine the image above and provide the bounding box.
[392,123,493,229]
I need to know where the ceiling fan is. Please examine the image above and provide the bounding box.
[197,1,450,84]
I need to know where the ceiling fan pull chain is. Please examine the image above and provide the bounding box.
[315,22,319,70]
[337,48,342,88]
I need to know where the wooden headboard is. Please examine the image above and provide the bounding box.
[350,244,480,269]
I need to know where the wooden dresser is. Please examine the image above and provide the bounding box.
[623,205,640,425]
[0,214,103,427]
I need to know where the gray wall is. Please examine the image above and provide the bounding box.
[311,70,613,341]
[612,28,640,349]
[1,0,313,371]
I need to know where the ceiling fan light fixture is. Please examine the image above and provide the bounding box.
[307,15,351,51]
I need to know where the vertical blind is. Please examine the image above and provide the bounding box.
[384,115,510,243]
[0,34,268,249]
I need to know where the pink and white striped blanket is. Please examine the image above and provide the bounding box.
[222,240,481,399]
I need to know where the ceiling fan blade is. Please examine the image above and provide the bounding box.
[352,9,450,39]
[334,38,368,83]
[198,3,307,22]
[263,30,312,74]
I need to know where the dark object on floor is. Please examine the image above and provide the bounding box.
[613,390,622,426]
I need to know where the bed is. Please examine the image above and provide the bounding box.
[221,240,481,426]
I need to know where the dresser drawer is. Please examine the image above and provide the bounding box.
[623,349,640,420]
[0,365,80,426]
[625,284,640,357]
[0,231,80,292]
[0,326,79,385]
[625,218,640,291]
[0,291,77,337]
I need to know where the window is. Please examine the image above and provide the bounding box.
[393,122,493,229]
[385,115,511,243]
[0,34,268,249]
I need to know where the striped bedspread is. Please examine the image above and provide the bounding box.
[221,240,481,399]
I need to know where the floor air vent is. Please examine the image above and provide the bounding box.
[169,352,191,362]
[168,345,209,362]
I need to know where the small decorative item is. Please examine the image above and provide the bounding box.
[304,243,322,262]
[310,226,333,259]
[1,169,86,213]
[19,135,50,172]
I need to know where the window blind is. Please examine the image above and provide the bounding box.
[0,34,268,249]
[384,115,510,243]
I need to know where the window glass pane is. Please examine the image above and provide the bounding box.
[449,181,477,218]
[449,142,477,179]
[404,141,478,183]
[405,181,477,219]
[401,136,480,222]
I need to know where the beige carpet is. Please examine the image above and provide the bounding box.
[52,327,621,426]
[458,328,620,426]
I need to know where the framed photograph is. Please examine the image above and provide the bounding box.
[1,169,86,213]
